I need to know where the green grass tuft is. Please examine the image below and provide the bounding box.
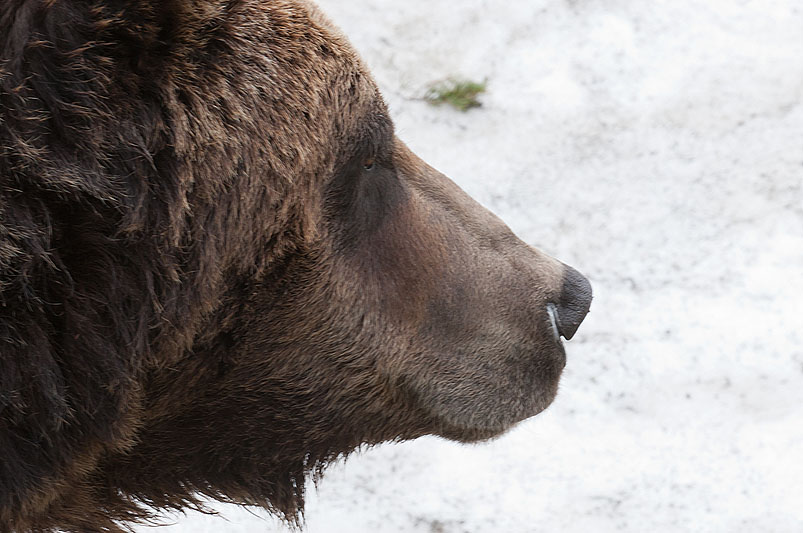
[424,78,487,112]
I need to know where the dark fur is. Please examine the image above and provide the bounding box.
[1,1,578,531]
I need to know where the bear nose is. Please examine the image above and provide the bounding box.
[551,265,592,340]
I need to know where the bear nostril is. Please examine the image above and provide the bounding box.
[546,303,561,342]
[553,266,593,340]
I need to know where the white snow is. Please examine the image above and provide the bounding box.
[136,0,803,531]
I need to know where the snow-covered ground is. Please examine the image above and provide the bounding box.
[138,1,803,531]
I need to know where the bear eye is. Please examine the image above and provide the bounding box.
[363,158,375,171]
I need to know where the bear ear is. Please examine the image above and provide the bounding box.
[0,198,143,529]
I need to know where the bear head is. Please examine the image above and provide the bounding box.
[0,0,591,530]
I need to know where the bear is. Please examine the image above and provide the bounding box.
[0,0,592,531]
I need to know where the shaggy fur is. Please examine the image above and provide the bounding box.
[0,1,588,531]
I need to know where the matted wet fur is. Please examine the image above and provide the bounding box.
[0,1,590,531]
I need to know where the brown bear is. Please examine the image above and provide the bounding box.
[0,0,592,531]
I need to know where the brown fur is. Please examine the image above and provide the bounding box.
[0,1,583,531]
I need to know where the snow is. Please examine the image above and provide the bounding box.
[136,1,803,531]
